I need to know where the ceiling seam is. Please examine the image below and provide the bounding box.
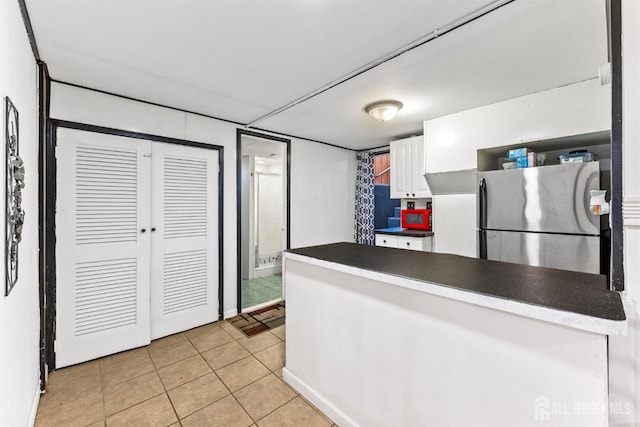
[49,79,357,151]
[244,0,516,129]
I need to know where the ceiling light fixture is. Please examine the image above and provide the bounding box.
[365,100,403,122]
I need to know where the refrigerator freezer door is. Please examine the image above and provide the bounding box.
[484,230,600,274]
[478,162,600,235]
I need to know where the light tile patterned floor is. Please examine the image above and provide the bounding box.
[35,321,336,427]
[241,274,282,310]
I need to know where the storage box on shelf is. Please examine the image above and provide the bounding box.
[390,135,431,198]
[477,131,611,172]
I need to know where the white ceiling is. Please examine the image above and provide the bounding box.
[25,0,608,150]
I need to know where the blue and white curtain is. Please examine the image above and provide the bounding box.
[354,151,375,245]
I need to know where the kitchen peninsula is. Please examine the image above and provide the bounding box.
[282,243,626,427]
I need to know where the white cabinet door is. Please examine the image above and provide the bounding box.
[390,138,412,198]
[375,234,398,248]
[391,136,430,198]
[376,234,433,251]
[55,129,152,368]
[150,143,219,339]
[410,136,431,198]
[397,237,424,251]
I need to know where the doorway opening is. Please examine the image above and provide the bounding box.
[237,130,290,313]
[372,151,401,230]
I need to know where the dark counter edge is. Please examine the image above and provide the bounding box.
[285,242,626,323]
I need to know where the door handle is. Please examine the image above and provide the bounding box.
[151,228,156,232]
[141,228,146,233]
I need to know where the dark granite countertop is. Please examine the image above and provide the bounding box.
[286,242,625,323]
[375,227,434,237]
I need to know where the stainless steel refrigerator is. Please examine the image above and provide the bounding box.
[477,162,608,274]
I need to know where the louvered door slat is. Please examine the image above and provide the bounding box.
[56,128,151,368]
[75,144,138,246]
[151,144,219,340]
[163,155,208,240]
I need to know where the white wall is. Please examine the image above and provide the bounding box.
[0,0,42,425]
[285,257,609,426]
[290,141,356,248]
[49,82,356,319]
[424,79,611,256]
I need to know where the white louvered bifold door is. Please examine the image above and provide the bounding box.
[55,129,152,368]
[150,143,219,339]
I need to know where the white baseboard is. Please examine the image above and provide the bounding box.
[28,381,41,427]
[282,367,357,427]
[223,308,238,319]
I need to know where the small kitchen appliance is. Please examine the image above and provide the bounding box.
[401,209,432,230]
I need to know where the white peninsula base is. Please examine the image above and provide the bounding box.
[283,255,610,427]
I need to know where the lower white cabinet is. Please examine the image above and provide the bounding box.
[375,234,433,252]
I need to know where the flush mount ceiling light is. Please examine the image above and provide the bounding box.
[365,100,403,122]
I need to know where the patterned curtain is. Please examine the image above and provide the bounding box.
[354,151,375,245]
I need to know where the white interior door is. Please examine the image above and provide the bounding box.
[150,143,219,339]
[55,129,151,368]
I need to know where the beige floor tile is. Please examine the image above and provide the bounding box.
[256,396,332,427]
[270,325,285,341]
[150,332,188,348]
[237,332,280,354]
[168,372,230,419]
[87,421,106,427]
[216,356,269,392]
[101,349,155,388]
[99,347,148,370]
[158,354,212,390]
[106,394,177,427]
[36,390,104,427]
[39,361,101,408]
[149,336,198,368]
[299,395,335,425]
[273,368,283,379]
[253,342,285,372]
[103,371,165,416]
[201,341,251,370]
[184,322,222,339]
[188,327,234,353]
[220,321,246,340]
[233,374,296,421]
[181,395,253,427]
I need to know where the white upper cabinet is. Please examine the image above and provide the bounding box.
[390,136,431,199]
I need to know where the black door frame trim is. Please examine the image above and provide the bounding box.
[38,62,50,390]
[45,119,225,371]
[236,129,291,314]
[610,0,624,291]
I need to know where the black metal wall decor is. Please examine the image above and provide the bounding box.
[5,97,25,296]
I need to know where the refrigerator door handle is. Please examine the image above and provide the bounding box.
[479,177,487,229]
[479,178,487,259]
